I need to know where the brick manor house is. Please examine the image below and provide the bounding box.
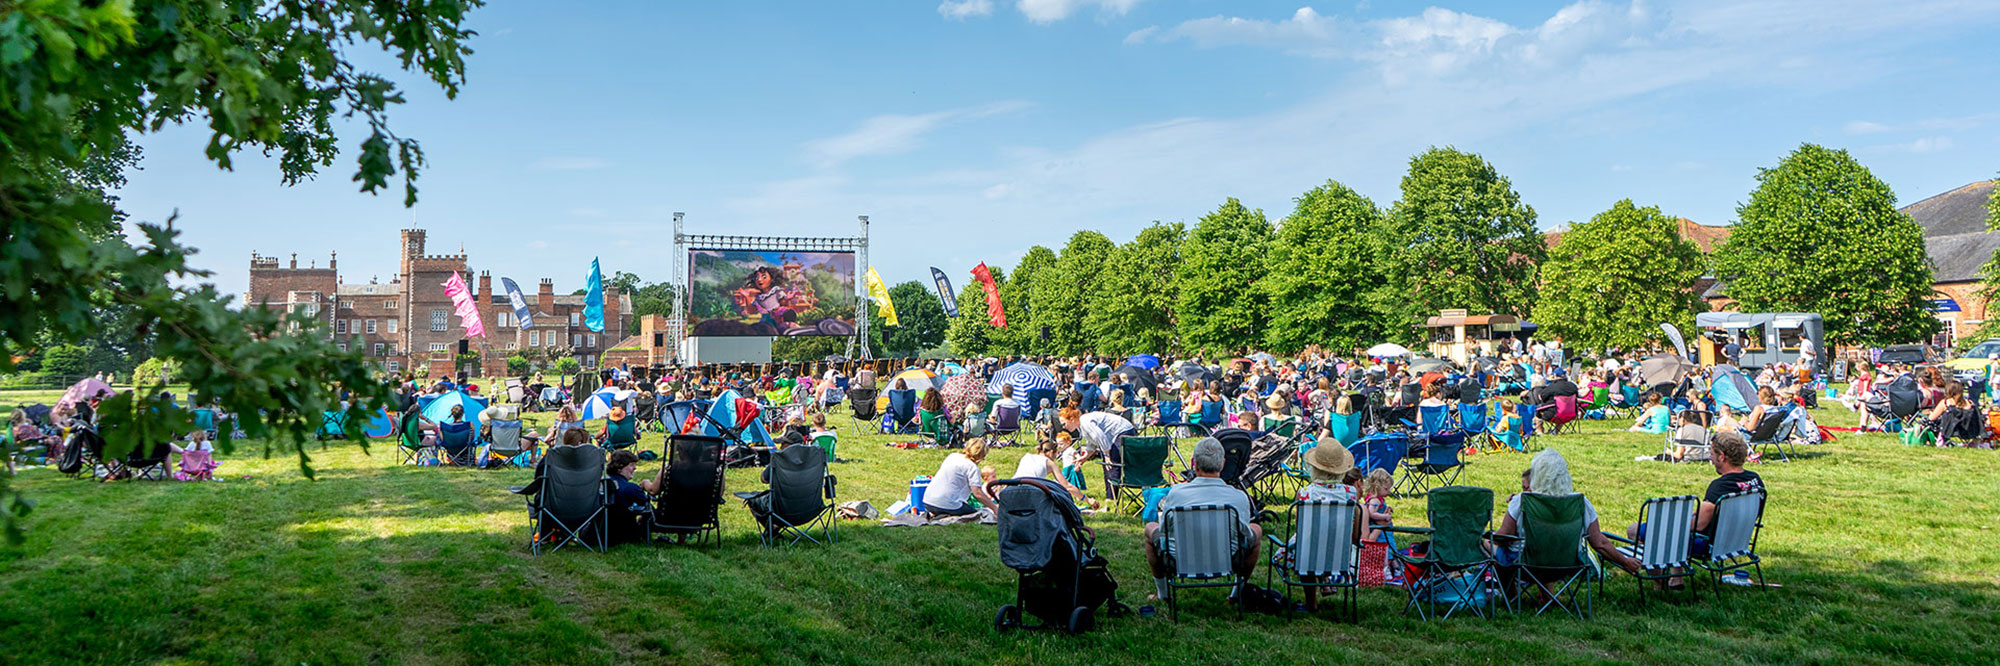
[246,229,630,378]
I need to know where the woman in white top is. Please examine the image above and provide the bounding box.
[1012,437,1099,509]
[923,438,996,516]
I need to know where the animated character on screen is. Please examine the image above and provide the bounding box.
[780,255,820,312]
[731,266,801,327]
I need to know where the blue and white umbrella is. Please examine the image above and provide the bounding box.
[578,389,628,420]
[1125,354,1162,371]
[988,362,1057,397]
[421,390,490,440]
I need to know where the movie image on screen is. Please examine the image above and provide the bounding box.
[688,249,858,337]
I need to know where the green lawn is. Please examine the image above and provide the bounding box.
[3,390,1998,665]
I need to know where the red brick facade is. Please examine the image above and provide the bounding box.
[250,228,629,378]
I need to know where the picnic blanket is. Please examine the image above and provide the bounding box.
[880,508,997,527]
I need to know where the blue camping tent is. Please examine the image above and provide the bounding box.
[704,390,773,446]
[422,390,490,440]
[1710,365,1756,414]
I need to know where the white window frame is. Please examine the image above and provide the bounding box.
[387,361,400,372]
[387,319,398,334]
[587,334,597,348]
[373,343,385,356]
[385,300,397,310]
[529,331,540,346]
[506,342,518,350]
[340,300,353,310]
[570,312,580,326]
[337,343,347,352]
[430,343,447,353]
[366,319,378,334]
[430,309,449,331]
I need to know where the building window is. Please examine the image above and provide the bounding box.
[430,309,448,331]
[385,300,397,310]
[529,331,540,346]
[570,312,580,327]
[373,343,384,356]
[387,361,400,372]
[387,319,398,334]
[339,300,353,310]
[496,312,510,328]
[337,320,348,334]
[573,334,583,347]
[386,345,397,356]
[506,342,518,350]
[587,334,597,348]
[430,343,448,353]
[337,343,347,352]
[366,319,378,334]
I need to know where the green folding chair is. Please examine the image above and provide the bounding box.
[1494,493,1602,619]
[813,433,838,464]
[1384,485,1499,620]
[1104,435,1180,515]
[918,409,955,447]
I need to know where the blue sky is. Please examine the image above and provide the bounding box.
[117,0,2000,300]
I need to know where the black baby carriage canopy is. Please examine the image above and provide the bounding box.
[990,477,1128,634]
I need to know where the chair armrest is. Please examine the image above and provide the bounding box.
[1266,533,1286,549]
[1254,509,1280,524]
[1603,533,1637,546]
[1486,531,1522,545]
[1380,526,1431,536]
[824,475,837,499]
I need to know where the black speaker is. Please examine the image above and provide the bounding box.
[457,339,469,355]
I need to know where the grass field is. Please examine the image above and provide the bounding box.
[3,386,1998,665]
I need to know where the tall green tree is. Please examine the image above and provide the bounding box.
[1260,181,1387,354]
[946,265,1008,357]
[1712,144,1938,346]
[1975,172,2000,348]
[879,280,948,356]
[1532,200,1706,352]
[1375,147,1544,341]
[1031,232,1115,354]
[1086,222,1185,355]
[0,1,481,541]
[1001,246,1057,353]
[1176,198,1273,354]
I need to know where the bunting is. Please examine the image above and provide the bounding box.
[865,266,899,326]
[500,277,535,329]
[441,271,487,338]
[972,262,1005,328]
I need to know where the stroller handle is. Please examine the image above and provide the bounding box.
[984,477,1095,540]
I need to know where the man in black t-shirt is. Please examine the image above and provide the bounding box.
[1627,431,1764,557]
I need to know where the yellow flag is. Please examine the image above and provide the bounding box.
[865,266,899,326]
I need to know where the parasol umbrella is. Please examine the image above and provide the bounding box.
[422,390,491,439]
[1409,357,1457,374]
[1249,352,1276,365]
[878,367,941,410]
[1176,363,1215,386]
[57,377,116,410]
[1637,354,1698,387]
[1470,356,1501,372]
[988,362,1057,398]
[1365,343,1412,358]
[938,361,970,378]
[940,373,986,420]
[1125,354,1162,371]
[1114,364,1159,398]
[577,389,625,421]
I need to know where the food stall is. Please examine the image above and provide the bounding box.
[1692,312,1824,372]
[1420,309,1522,366]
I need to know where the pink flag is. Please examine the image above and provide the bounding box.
[442,272,487,338]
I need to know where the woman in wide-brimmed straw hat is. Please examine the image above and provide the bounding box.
[1297,440,1358,502]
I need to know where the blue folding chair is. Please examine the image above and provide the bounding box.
[884,389,918,434]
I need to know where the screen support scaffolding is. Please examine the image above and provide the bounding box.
[669,215,872,363]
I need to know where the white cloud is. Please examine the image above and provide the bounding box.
[1122,26,1157,45]
[1844,120,1892,134]
[1896,136,1954,153]
[533,156,609,170]
[803,101,1029,169]
[1134,7,1340,55]
[1016,0,1144,24]
[938,0,993,20]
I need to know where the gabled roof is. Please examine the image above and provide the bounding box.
[1903,180,1995,238]
[1926,231,2000,283]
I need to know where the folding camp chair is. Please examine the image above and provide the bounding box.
[515,445,611,555]
[485,419,534,468]
[1539,395,1580,435]
[1348,433,1408,482]
[1694,489,1767,600]
[989,405,1022,446]
[1160,504,1248,622]
[1024,389,1059,423]
[1745,409,1794,463]
[741,445,838,547]
[435,422,478,466]
[1384,486,1500,620]
[884,389,919,434]
[1322,411,1363,449]
[1194,400,1226,432]
[1456,402,1492,450]
[1398,406,1465,497]
[847,388,880,430]
[1583,385,1613,419]
[1102,434,1181,515]
[397,415,434,465]
[1264,497,1362,621]
[1669,411,1714,462]
[918,409,958,447]
[109,442,173,482]
[1491,402,1537,453]
[1492,493,1602,619]
[813,433,839,464]
[600,416,640,450]
[1606,495,1701,605]
[650,434,726,546]
[191,408,219,440]
[317,409,348,440]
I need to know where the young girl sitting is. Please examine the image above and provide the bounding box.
[1015,436,1100,510]
[1361,468,1395,542]
[1490,398,1526,451]
[1626,394,1671,434]
[171,429,219,481]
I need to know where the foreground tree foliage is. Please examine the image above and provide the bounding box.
[1260,181,1387,355]
[1712,144,1938,346]
[1085,222,1185,355]
[0,0,482,541]
[1176,198,1272,355]
[1375,147,1544,341]
[1533,200,1706,352]
[998,245,1056,354]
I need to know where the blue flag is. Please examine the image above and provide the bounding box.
[930,267,959,318]
[583,258,605,332]
[500,277,535,329]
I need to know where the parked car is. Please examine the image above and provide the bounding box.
[1943,338,2000,382]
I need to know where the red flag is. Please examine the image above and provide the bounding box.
[972,263,1006,328]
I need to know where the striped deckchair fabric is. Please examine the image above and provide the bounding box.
[1694,488,1768,600]
[1291,498,1358,579]
[1161,504,1245,622]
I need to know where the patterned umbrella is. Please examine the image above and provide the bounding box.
[57,377,116,410]
[941,373,986,420]
[988,362,1056,397]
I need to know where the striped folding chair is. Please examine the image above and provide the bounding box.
[1161,504,1245,622]
[1607,495,1699,604]
[1694,489,1767,600]
[1265,498,1361,620]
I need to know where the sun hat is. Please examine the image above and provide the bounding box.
[1265,394,1288,411]
[1305,441,1355,482]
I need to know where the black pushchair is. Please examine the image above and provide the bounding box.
[1866,375,1922,431]
[990,477,1128,634]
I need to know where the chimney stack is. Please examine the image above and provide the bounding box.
[538,278,554,313]
[478,271,493,304]
[290,253,298,269]
[329,251,338,272]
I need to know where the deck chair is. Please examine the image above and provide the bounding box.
[515,444,611,554]
[1024,388,1059,423]
[1494,493,1602,619]
[505,378,526,405]
[601,416,639,450]
[1384,485,1499,620]
[1103,434,1180,515]
[1160,504,1248,622]
[649,434,726,546]
[847,388,880,429]
[397,414,433,465]
[436,422,478,466]
[1264,497,1362,621]
[1155,400,1185,431]
[884,389,919,434]
[1694,488,1767,600]
[1456,402,1491,450]
[1606,495,1701,605]
[743,445,838,547]
[988,404,1022,446]
[191,408,219,440]
[1745,409,1793,463]
[485,419,532,468]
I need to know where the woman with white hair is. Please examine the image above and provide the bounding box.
[1493,449,1642,575]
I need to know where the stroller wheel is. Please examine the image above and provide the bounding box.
[994,604,1020,631]
[1067,606,1094,634]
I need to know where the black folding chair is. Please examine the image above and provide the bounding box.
[514,445,611,554]
[649,434,726,546]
